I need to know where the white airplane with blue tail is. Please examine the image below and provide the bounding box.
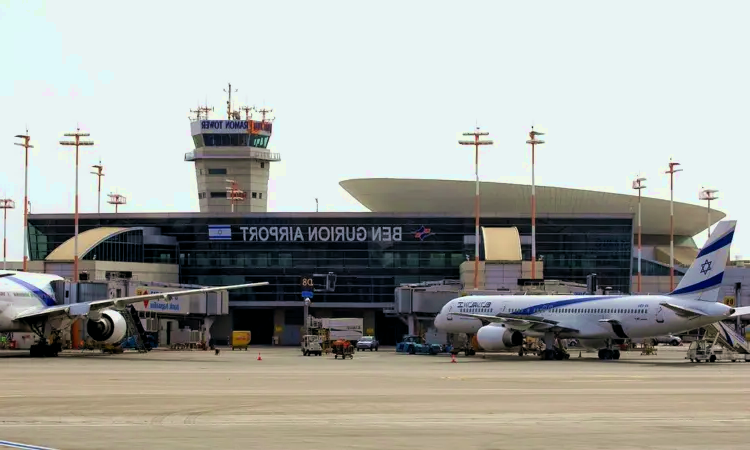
[434,220,750,360]
[0,272,267,357]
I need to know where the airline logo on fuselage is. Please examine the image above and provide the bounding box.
[456,301,491,309]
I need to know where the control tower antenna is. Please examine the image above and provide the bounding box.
[238,106,255,121]
[256,107,274,123]
[223,83,237,119]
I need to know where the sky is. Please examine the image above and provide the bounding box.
[0,1,748,260]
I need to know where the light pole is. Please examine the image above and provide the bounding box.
[0,198,15,270]
[303,297,311,337]
[14,131,33,272]
[632,176,647,293]
[526,127,545,280]
[60,128,94,283]
[699,188,719,238]
[91,162,105,214]
[459,127,493,290]
[315,198,319,213]
[665,159,682,292]
[225,179,246,213]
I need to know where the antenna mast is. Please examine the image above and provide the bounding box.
[239,106,255,121]
[224,83,237,119]
[256,107,274,123]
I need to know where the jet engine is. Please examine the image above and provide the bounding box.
[86,310,128,344]
[476,324,524,351]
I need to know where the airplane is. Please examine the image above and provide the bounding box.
[434,220,750,360]
[0,269,268,357]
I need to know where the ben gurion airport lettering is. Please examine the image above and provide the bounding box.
[239,226,403,242]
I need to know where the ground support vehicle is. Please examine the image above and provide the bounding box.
[396,335,442,355]
[232,331,251,350]
[331,339,354,359]
[301,335,323,356]
[687,340,750,363]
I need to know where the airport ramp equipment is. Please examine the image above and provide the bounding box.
[703,321,750,354]
[123,305,151,353]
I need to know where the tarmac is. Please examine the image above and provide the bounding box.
[0,345,748,450]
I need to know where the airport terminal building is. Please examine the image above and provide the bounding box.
[26,178,719,345]
[20,116,727,345]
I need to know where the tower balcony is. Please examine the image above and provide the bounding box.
[185,149,282,162]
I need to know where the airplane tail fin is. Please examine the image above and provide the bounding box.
[668,220,736,302]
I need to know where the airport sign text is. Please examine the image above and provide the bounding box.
[239,226,403,242]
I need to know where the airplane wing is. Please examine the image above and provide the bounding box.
[13,282,269,322]
[659,302,705,319]
[449,312,579,333]
[730,306,750,318]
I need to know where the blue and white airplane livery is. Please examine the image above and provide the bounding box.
[434,220,750,360]
[0,271,267,357]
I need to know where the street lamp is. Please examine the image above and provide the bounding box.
[60,128,94,283]
[0,198,15,270]
[14,131,33,272]
[632,176,647,293]
[526,127,545,280]
[664,159,682,291]
[91,162,105,214]
[459,127,494,290]
[699,188,719,238]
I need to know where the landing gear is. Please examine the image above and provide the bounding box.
[29,339,61,357]
[597,347,621,360]
[26,322,62,358]
[539,333,571,360]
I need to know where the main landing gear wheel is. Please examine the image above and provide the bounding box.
[29,341,60,358]
[598,349,619,360]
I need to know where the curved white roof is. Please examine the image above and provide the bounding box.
[339,178,724,237]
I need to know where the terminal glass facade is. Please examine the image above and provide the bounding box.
[28,214,634,301]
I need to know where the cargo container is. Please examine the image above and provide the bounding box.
[232,330,251,350]
[323,318,363,342]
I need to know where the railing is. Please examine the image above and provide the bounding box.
[184,150,282,162]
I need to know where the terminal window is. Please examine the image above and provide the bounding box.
[208,168,227,175]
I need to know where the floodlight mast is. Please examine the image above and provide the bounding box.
[0,198,15,270]
[13,131,33,272]
[632,176,647,293]
[459,127,493,290]
[526,127,545,281]
[699,188,719,238]
[664,159,682,292]
[60,127,94,283]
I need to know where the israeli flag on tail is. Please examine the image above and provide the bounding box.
[669,220,736,302]
[208,224,232,240]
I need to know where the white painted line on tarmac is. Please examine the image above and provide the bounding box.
[0,440,58,450]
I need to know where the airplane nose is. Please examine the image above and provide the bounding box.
[434,313,445,330]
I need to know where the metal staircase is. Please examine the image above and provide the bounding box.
[702,321,750,354]
[121,305,151,353]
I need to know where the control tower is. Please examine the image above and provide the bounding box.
[185,84,281,213]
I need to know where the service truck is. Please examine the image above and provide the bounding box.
[308,317,364,343]
[324,318,363,342]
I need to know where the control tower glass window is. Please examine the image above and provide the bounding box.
[200,133,269,149]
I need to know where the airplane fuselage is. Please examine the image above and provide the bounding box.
[0,271,62,333]
[434,294,732,340]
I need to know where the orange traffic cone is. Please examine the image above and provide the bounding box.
[451,353,457,363]
[257,352,262,361]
